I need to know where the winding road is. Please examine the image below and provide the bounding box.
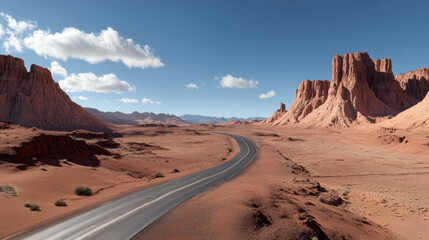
[19,133,259,240]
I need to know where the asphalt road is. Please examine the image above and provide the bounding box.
[19,133,259,240]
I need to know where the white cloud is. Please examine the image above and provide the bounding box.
[155,101,162,105]
[59,72,135,94]
[23,27,164,69]
[186,83,198,89]
[259,90,276,99]
[142,98,154,104]
[50,61,68,78]
[0,12,36,33]
[0,24,4,38]
[0,12,36,52]
[119,98,138,103]
[3,31,22,52]
[219,74,258,89]
[0,12,163,69]
[73,96,88,100]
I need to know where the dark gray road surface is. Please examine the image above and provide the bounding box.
[18,133,259,240]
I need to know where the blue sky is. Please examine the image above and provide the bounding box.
[1,0,428,118]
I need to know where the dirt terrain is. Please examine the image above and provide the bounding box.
[0,123,238,239]
[139,124,429,240]
[1,121,429,239]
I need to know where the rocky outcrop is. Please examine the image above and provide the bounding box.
[370,58,416,110]
[395,67,429,102]
[265,52,417,128]
[262,103,287,124]
[0,133,111,166]
[275,80,330,125]
[0,55,111,133]
[298,52,398,127]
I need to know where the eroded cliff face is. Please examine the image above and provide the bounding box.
[265,52,421,128]
[395,67,429,102]
[272,80,330,125]
[370,58,416,111]
[0,55,111,133]
[299,52,397,127]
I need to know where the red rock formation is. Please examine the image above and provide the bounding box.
[0,133,110,166]
[395,67,429,102]
[370,58,416,110]
[299,52,400,127]
[275,80,330,125]
[0,55,111,133]
[262,102,287,124]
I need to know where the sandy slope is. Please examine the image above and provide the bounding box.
[377,93,429,130]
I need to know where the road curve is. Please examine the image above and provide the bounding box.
[19,133,259,240]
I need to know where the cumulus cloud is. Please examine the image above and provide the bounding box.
[50,61,68,78]
[219,74,258,89]
[156,101,162,105]
[142,98,154,104]
[23,27,164,69]
[0,12,36,52]
[186,83,198,89]
[119,98,138,103]
[50,59,134,94]
[259,90,276,99]
[73,96,88,100]
[0,12,163,69]
[59,72,135,94]
[1,12,36,33]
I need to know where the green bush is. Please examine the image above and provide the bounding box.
[154,172,164,178]
[55,200,67,207]
[29,203,40,211]
[75,186,92,196]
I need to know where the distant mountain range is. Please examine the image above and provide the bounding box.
[84,108,264,125]
[84,108,188,125]
[180,114,265,124]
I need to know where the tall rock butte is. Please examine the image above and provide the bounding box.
[0,55,112,133]
[266,52,418,128]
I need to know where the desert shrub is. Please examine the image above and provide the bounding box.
[29,203,40,211]
[32,126,37,131]
[318,195,325,203]
[173,168,180,173]
[24,202,31,208]
[154,172,164,178]
[75,186,92,196]
[55,200,67,207]
[227,148,232,153]
[40,167,47,171]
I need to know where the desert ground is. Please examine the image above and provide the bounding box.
[1,121,429,239]
[0,123,238,239]
[139,124,429,240]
